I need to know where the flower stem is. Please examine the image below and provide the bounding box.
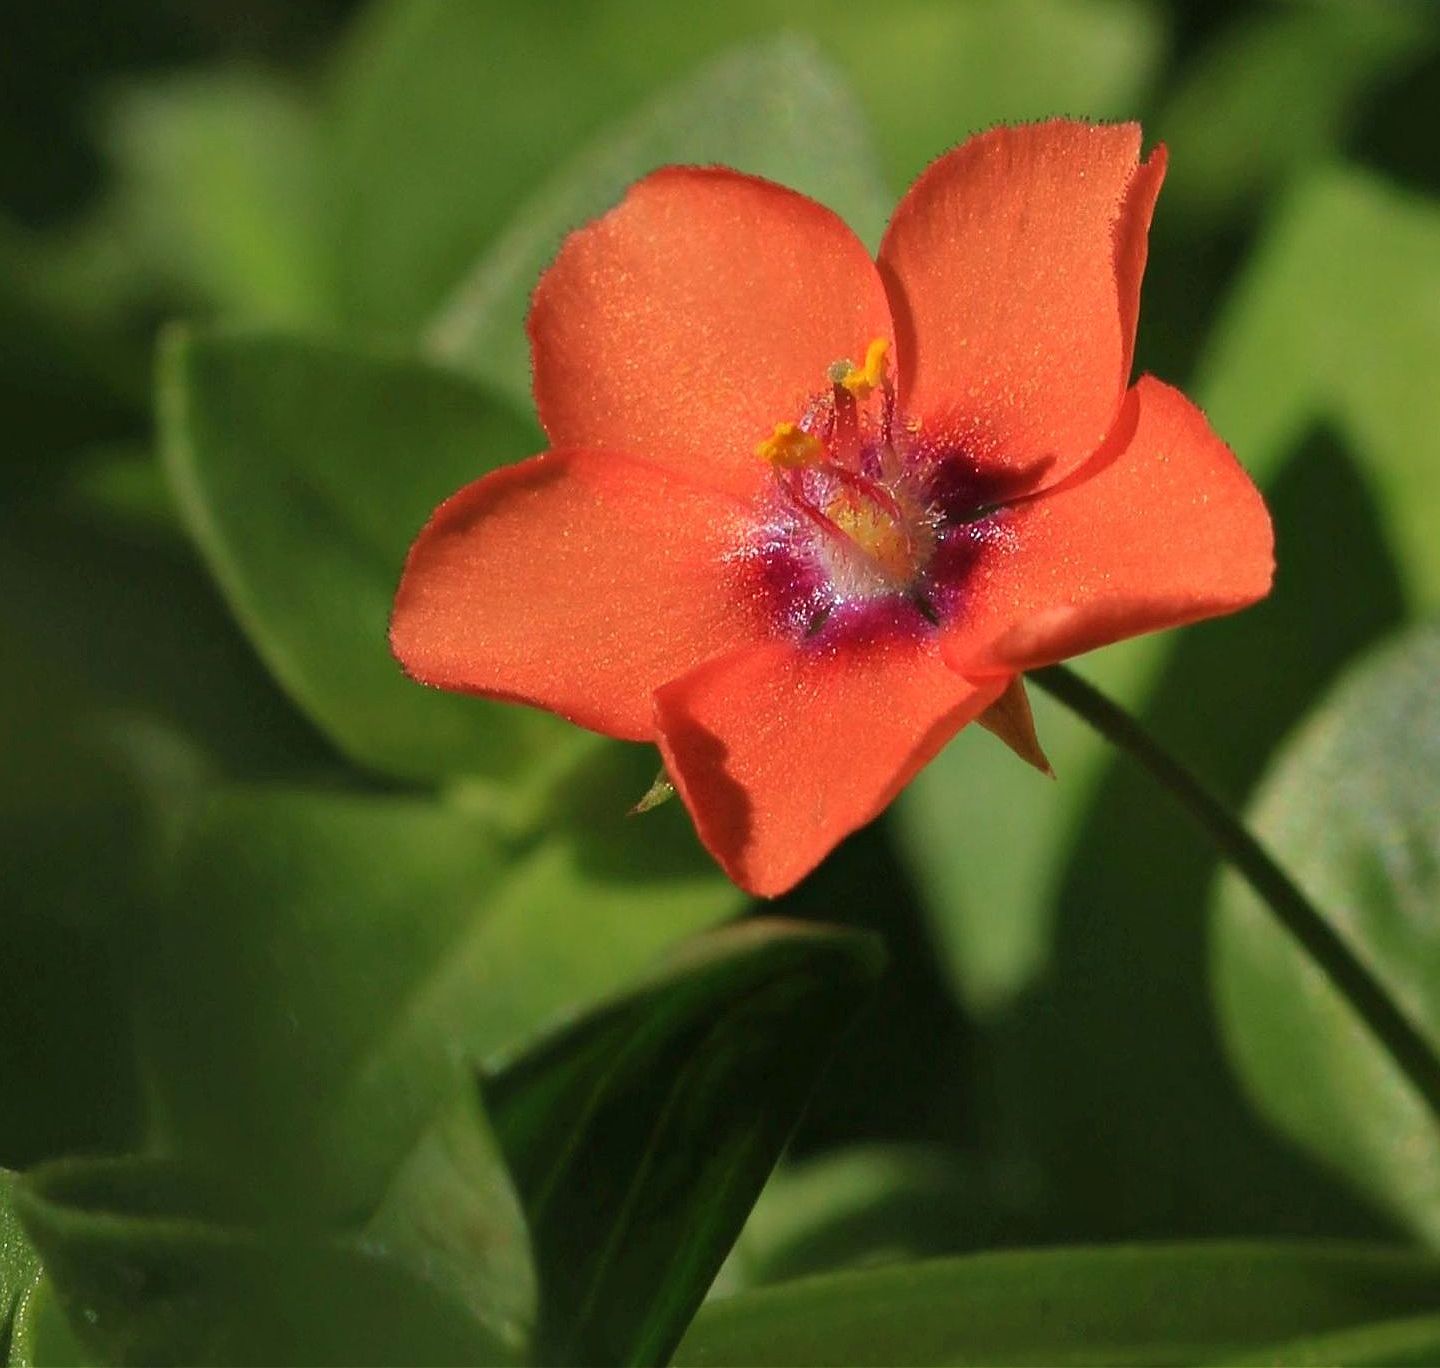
[1028,662,1440,1124]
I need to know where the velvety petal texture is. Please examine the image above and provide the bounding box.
[530,166,895,500]
[942,377,1275,677]
[390,449,763,741]
[392,119,1274,900]
[879,120,1165,493]
[655,635,1006,897]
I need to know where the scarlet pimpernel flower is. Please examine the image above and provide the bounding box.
[391,119,1273,897]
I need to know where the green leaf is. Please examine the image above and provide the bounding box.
[101,71,335,325]
[12,1157,515,1366]
[898,168,1438,1027]
[7,1276,87,1368]
[820,0,1165,193]
[1212,621,1440,1242]
[136,770,740,1220]
[1216,1312,1440,1367]
[1197,165,1440,611]
[157,326,574,787]
[332,0,1162,333]
[674,1243,1440,1367]
[892,646,1159,1014]
[365,1091,536,1350]
[1156,1,1434,224]
[0,220,142,478]
[723,1146,1024,1290]
[485,919,884,1367]
[327,0,658,331]
[427,35,891,406]
[0,500,328,785]
[957,434,1406,1239]
[2,1172,43,1358]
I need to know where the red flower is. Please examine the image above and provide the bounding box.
[391,119,1273,897]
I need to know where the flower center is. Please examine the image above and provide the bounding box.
[747,337,960,637]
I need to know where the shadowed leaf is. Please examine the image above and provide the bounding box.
[676,1243,1440,1367]
[486,919,884,1367]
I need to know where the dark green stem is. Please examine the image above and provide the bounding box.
[1029,662,1440,1125]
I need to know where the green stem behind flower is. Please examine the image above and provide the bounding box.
[1028,662,1440,1128]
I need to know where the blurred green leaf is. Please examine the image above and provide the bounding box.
[0,639,213,1166]
[0,502,328,784]
[64,442,180,539]
[974,431,1406,1241]
[897,163,1440,1021]
[13,1157,515,1366]
[822,0,1165,192]
[330,0,1163,334]
[6,1276,87,1368]
[158,326,575,787]
[0,222,141,481]
[365,1091,535,1351]
[723,1145,1033,1290]
[485,919,883,1367]
[892,647,1157,1014]
[1156,1,1434,225]
[427,35,891,405]
[1217,1312,1440,1368]
[102,70,335,325]
[328,0,645,331]
[675,1243,1440,1367]
[1213,620,1440,1243]
[1197,166,1440,610]
[2,1172,43,1357]
[136,774,740,1218]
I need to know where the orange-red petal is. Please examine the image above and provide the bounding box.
[942,376,1274,677]
[529,167,894,500]
[655,636,1006,897]
[878,120,1166,494]
[390,448,763,741]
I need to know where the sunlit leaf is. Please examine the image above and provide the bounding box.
[486,919,884,1367]
[1213,620,1440,1242]
[427,35,891,405]
[822,0,1165,192]
[897,165,1440,1023]
[102,71,335,325]
[1156,1,1434,223]
[1197,165,1440,609]
[135,768,740,1220]
[328,0,670,331]
[891,647,1156,1014]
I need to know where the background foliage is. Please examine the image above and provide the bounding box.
[3,0,1439,1363]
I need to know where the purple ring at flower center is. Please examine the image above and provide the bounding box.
[739,425,1019,650]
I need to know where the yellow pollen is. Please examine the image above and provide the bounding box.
[826,491,915,584]
[839,337,890,398]
[757,421,823,469]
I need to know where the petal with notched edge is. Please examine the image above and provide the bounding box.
[879,119,1165,495]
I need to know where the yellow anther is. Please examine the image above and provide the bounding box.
[840,337,890,398]
[757,421,823,469]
